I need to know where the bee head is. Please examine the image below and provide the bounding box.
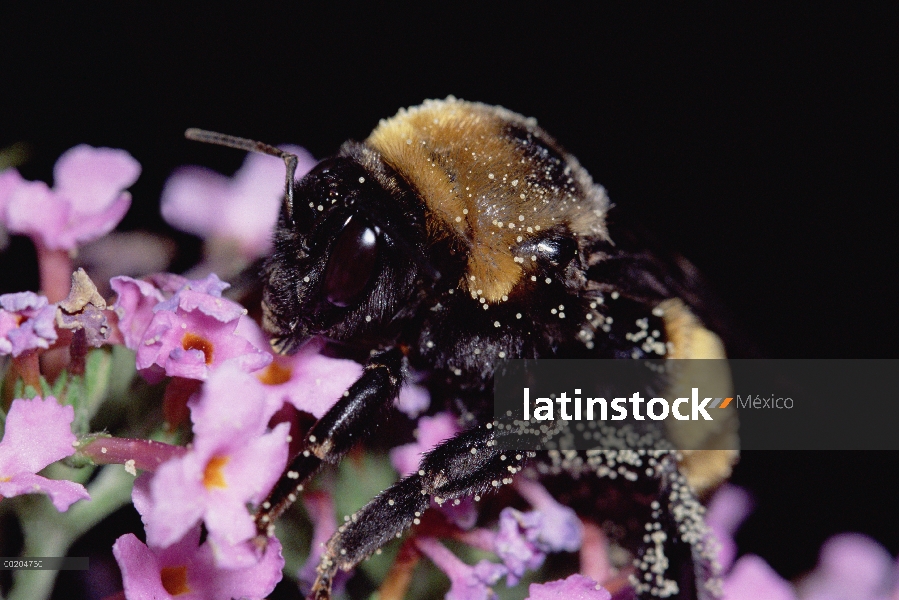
[262,155,432,353]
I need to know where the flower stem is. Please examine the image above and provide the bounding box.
[79,436,187,471]
[414,536,463,575]
[580,521,614,585]
[11,349,42,390]
[377,537,420,600]
[455,527,496,552]
[35,244,73,304]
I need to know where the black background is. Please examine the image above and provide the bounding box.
[2,3,897,591]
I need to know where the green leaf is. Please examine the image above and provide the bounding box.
[333,452,402,583]
[81,348,113,422]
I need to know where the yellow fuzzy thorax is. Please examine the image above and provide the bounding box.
[366,98,609,302]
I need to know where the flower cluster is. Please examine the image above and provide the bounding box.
[111,272,271,383]
[0,292,58,357]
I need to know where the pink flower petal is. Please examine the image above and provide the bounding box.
[111,276,166,350]
[495,508,546,585]
[61,191,132,248]
[723,555,798,600]
[223,146,315,257]
[161,145,315,259]
[189,364,270,440]
[0,168,25,214]
[202,535,284,599]
[145,454,207,548]
[170,289,247,322]
[278,350,364,418]
[515,478,582,553]
[2,146,139,250]
[114,529,284,600]
[112,534,170,600]
[218,421,289,506]
[203,494,258,550]
[135,303,270,382]
[4,179,70,248]
[131,472,153,521]
[149,272,230,296]
[144,366,288,550]
[53,145,141,215]
[800,533,895,600]
[0,397,77,473]
[390,412,460,477]
[160,166,230,238]
[0,292,58,357]
[706,484,753,573]
[0,472,90,512]
[526,574,611,600]
[395,384,431,417]
[237,322,364,419]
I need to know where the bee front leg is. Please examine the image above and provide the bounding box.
[309,425,531,600]
[255,348,404,534]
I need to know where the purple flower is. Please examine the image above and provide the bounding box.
[526,574,611,600]
[797,533,895,600]
[0,168,19,213]
[0,145,140,250]
[297,491,349,596]
[416,536,507,600]
[111,273,229,350]
[149,272,231,297]
[161,145,316,260]
[142,365,289,565]
[110,276,166,349]
[494,508,547,585]
[0,292,58,356]
[238,322,363,419]
[395,384,431,418]
[706,484,753,572]
[113,526,284,600]
[515,478,583,554]
[135,289,270,383]
[722,555,797,600]
[390,412,460,477]
[0,396,90,511]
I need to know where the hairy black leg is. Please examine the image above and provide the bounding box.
[255,348,404,534]
[632,454,720,600]
[540,449,720,600]
[309,425,532,600]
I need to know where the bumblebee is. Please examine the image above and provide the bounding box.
[191,97,737,599]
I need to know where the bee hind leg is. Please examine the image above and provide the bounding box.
[309,425,531,599]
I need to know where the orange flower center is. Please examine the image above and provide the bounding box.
[160,565,190,595]
[257,361,293,385]
[202,455,229,490]
[181,332,214,364]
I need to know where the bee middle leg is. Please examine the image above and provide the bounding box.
[255,348,405,534]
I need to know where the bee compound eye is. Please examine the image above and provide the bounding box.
[323,215,379,307]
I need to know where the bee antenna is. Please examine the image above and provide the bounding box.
[185,128,298,221]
